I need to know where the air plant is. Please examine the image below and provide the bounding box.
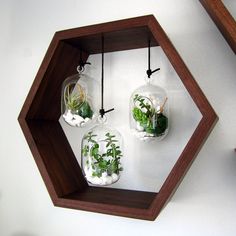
[64,83,93,118]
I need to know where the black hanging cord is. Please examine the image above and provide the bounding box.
[146,39,160,78]
[99,34,114,118]
[77,50,91,72]
[101,34,104,114]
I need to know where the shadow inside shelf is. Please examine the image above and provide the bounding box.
[61,186,157,209]
[64,26,158,54]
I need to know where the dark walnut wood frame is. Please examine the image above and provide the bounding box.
[18,15,218,220]
[200,0,236,53]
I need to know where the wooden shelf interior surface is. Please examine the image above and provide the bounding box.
[64,26,158,54]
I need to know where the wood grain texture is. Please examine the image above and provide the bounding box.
[26,120,88,197]
[56,187,157,220]
[18,15,218,220]
[57,15,158,53]
[147,16,218,218]
[200,0,236,53]
[64,187,156,208]
[27,43,89,120]
[65,26,157,54]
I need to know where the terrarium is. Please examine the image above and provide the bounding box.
[130,76,169,141]
[61,67,98,127]
[81,116,123,186]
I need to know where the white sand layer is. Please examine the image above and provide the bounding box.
[63,109,93,127]
[84,165,119,186]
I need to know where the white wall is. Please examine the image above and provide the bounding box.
[60,47,202,192]
[0,0,236,236]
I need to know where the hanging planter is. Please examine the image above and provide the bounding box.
[130,79,169,141]
[61,61,98,127]
[130,41,169,141]
[81,34,123,186]
[81,117,123,186]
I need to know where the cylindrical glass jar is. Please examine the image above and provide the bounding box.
[130,78,169,141]
[81,117,123,186]
[61,71,98,127]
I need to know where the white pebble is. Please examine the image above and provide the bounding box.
[131,129,155,142]
[73,115,84,123]
[63,116,76,126]
[102,172,108,178]
[84,117,90,123]
[81,117,91,127]
[104,176,113,185]
[84,166,93,177]
[64,110,94,127]
[136,122,144,131]
[85,174,118,186]
[111,173,119,182]
[66,110,73,119]
[90,176,103,185]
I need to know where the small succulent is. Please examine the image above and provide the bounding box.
[78,101,93,119]
[132,94,168,136]
[82,131,123,177]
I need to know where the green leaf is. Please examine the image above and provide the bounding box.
[65,85,83,111]
[98,160,108,170]
[78,101,93,119]
[84,131,123,176]
[90,143,99,159]
[82,145,89,157]
[132,94,169,137]
[154,113,168,136]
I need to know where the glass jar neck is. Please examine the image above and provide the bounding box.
[97,115,107,125]
[144,76,154,86]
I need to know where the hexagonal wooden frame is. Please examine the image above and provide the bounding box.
[18,15,218,220]
[199,0,236,54]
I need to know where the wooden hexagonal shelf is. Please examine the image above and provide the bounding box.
[18,15,218,220]
[199,0,236,54]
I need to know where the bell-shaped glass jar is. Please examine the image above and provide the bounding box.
[61,70,98,127]
[130,77,169,141]
[81,116,123,186]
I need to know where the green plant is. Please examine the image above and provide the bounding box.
[132,94,168,136]
[78,101,93,119]
[82,131,123,177]
[65,85,82,111]
[64,84,93,118]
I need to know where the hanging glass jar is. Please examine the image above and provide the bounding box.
[81,116,123,186]
[61,67,98,127]
[130,76,169,141]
